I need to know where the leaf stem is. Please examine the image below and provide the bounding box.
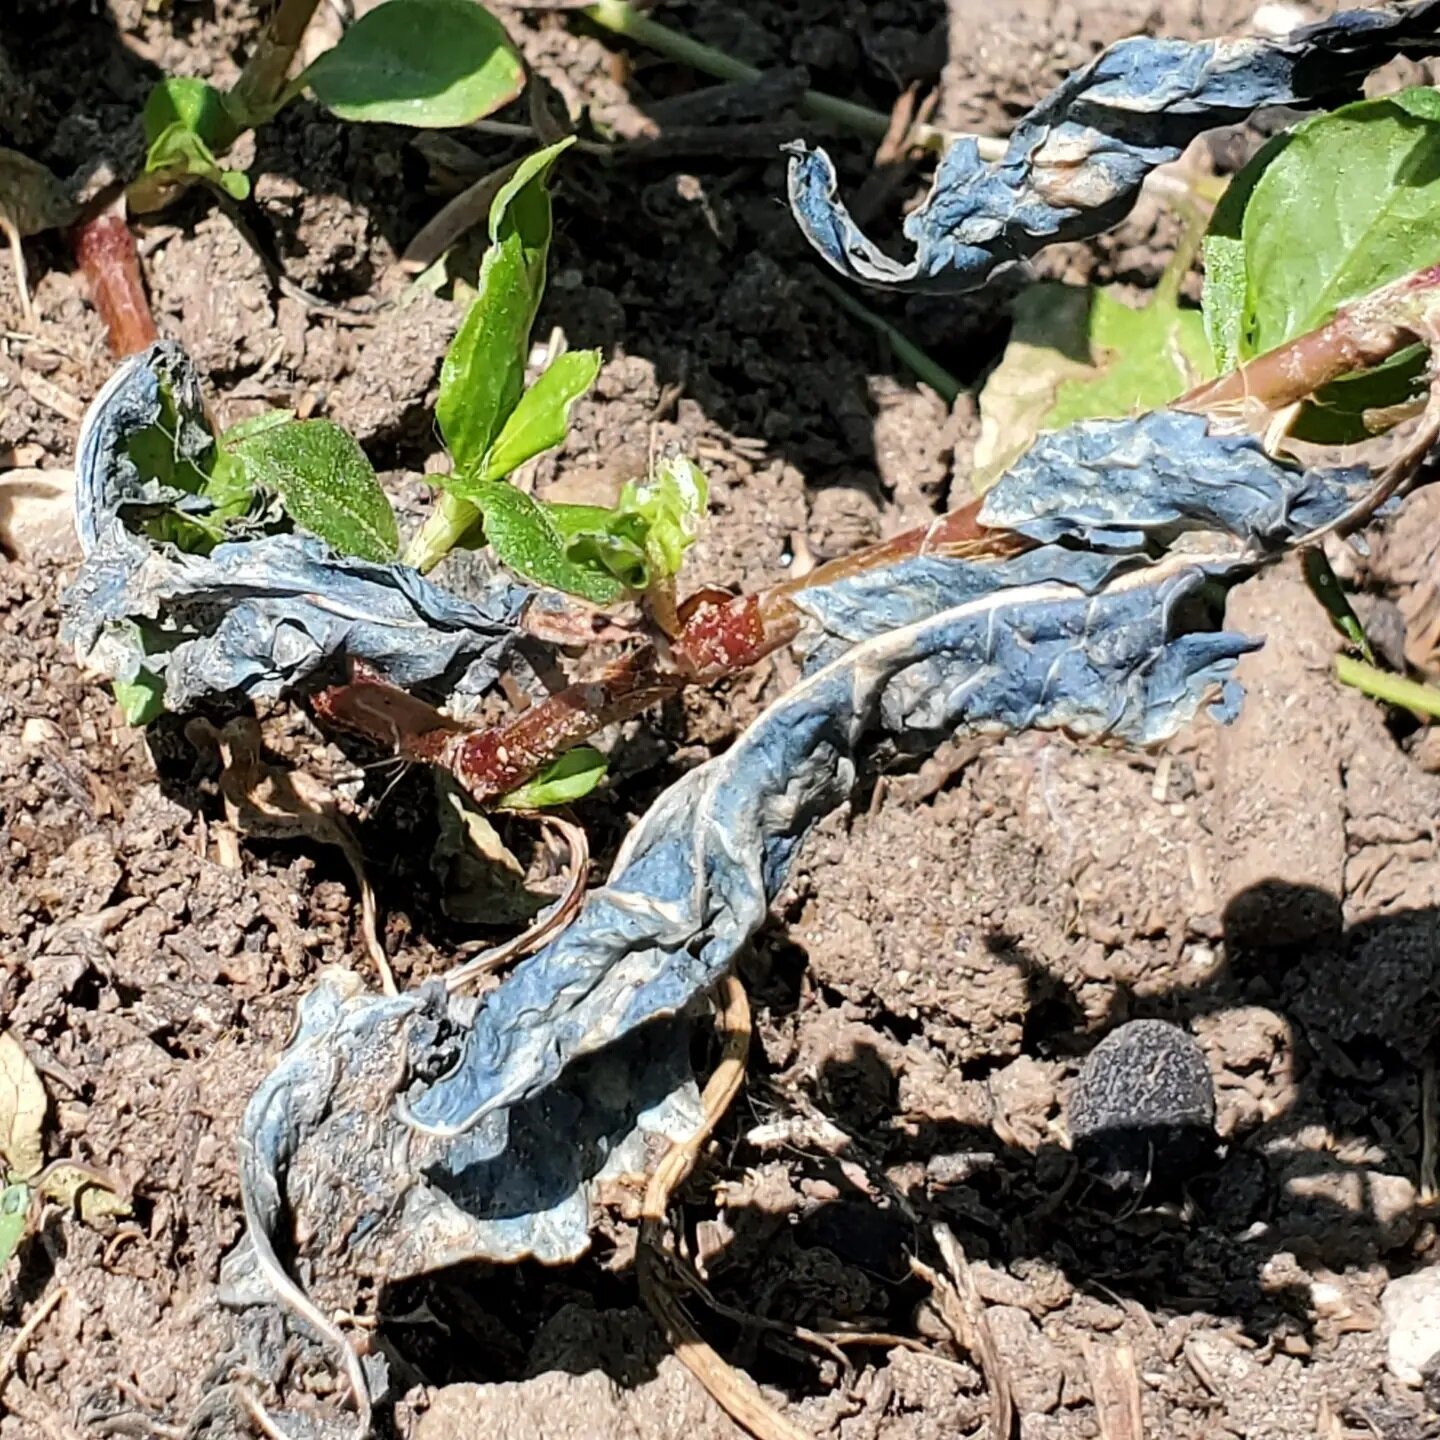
[810,270,962,404]
[227,0,323,128]
[1335,655,1440,718]
[580,0,1002,159]
[404,492,481,573]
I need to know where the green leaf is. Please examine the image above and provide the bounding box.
[1200,131,1292,372]
[620,454,709,581]
[439,474,625,603]
[0,1183,29,1272]
[1046,288,1213,427]
[1244,92,1440,355]
[132,80,248,211]
[302,0,525,128]
[142,77,239,152]
[540,456,710,592]
[972,283,1213,490]
[437,138,576,475]
[497,747,608,810]
[0,1032,46,1182]
[225,419,398,562]
[221,409,296,445]
[113,670,166,727]
[481,349,602,482]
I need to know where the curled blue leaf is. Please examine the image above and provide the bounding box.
[788,0,1440,291]
[61,342,526,708]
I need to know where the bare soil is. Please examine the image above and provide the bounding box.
[3,2,1440,1438]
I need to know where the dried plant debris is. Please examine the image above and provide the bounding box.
[60,342,526,711]
[227,398,1386,1435]
[788,0,1440,292]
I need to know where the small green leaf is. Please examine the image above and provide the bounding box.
[1200,131,1292,372]
[497,747,608,810]
[221,410,296,445]
[441,474,625,603]
[620,455,709,581]
[302,0,525,128]
[132,80,250,211]
[1302,549,1374,663]
[113,670,166,727]
[437,138,575,476]
[972,283,1212,489]
[481,349,601,482]
[0,1183,29,1272]
[226,419,398,561]
[142,77,239,152]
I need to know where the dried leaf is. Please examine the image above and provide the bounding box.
[0,1032,47,1181]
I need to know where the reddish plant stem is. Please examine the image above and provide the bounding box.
[70,200,158,358]
[1180,263,1440,414]
[314,497,1016,805]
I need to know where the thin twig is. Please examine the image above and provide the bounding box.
[810,269,962,404]
[443,813,590,991]
[912,1226,1016,1440]
[0,1285,67,1391]
[637,976,810,1440]
[228,0,323,127]
[1421,1046,1438,1205]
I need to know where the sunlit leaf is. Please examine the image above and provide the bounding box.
[303,0,525,128]
[225,419,398,562]
[481,349,601,482]
[497,747,608,811]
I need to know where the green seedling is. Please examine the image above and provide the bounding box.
[126,0,526,216]
[403,138,711,611]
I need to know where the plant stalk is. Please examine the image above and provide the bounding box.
[405,492,481,573]
[581,0,1002,160]
[228,0,323,128]
[811,270,962,404]
[71,198,158,358]
[1335,655,1440,719]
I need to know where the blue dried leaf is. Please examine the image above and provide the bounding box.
[788,1,1440,291]
[233,404,1391,1286]
[62,343,527,707]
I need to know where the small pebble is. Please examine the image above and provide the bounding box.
[1382,1268,1440,1386]
[1067,1018,1217,1192]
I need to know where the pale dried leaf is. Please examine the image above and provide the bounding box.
[0,1033,48,1181]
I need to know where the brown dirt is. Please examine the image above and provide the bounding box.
[3,2,1440,1439]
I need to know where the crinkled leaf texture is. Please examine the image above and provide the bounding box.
[60,342,526,709]
[788,0,1440,292]
[235,409,1381,1294]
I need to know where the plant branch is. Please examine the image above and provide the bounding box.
[810,269,962,404]
[580,0,1001,160]
[228,0,323,128]
[1180,263,1440,415]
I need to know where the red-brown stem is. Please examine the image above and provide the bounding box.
[70,200,158,358]
[313,496,1022,805]
[1180,263,1440,414]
